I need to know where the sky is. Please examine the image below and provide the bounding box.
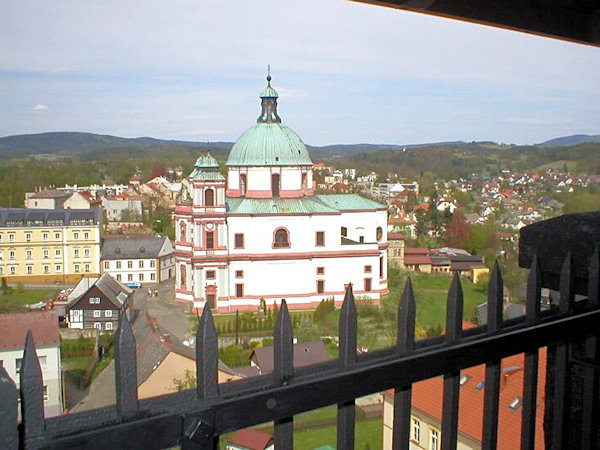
[1,0,600,146]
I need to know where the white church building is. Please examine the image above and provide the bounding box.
[174,76,388,312]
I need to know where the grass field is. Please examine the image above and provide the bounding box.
[409,272,486,329]
[0,288,57,313]
[293,417,382,449]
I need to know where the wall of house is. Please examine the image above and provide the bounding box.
[102,257,160,284]
[63,193,92,209]
[138,352,240,399]
[382,392,480,450]
[0,224,101,282]
[0,345,62,418]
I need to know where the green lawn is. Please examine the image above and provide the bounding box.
[409,272,486,329]
[293,417,382,449]
[0,288,57,313]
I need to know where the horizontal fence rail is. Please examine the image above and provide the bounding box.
[1,223,600,449]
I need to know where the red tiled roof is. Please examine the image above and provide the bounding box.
[228,428,273,450]
[388,233,405,241]
[0,311,59,349]
[404,248,431,255]
[402,349,546,449]
[404,255,431,265]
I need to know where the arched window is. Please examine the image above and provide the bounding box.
[240,174,247,196]
[376,226,383,241]
[180,265,187,290]
[273,228,290,248]
[204,189,215,206]
[301,173,307,189]
[180,221,187,242]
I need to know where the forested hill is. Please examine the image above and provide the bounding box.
[0,132,232,157]
[0,131,466,158]
[345,142,600,179]
[539,134,600,147]
[1,132,599,180]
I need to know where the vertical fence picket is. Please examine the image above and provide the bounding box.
[0,365,18,449]
[551,253,574,450]
[581,247,599,450]
[114,312,138,421]
[274,300,294,450]
[441,273,463,450]
[20,330,45,444]
[180,305,220,450]
[337,284,357,449]
[196,305,219,400]
[521,256,541,450]
[482,262,503,450]
[392,278,416,450]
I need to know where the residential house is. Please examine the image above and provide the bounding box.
[226,428,274,450]
[0,208,101,283]
[403,249,433,273]
[101,235,175,284]
[24,188,71,209]
[63,191,101,209]
[66,273,132,331]
[387,233,405,269]
[237,340,331,377]
[133,312,240,399]
[0,311,63,417]
[382,339,547,449]
[101,195,144,224]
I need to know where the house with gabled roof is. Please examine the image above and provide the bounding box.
[226,428,274,450]
[132,311,240,399]
[101,235,174,284]
[382,324,547,449]
[0,311,63,418]
[66,273,132,331]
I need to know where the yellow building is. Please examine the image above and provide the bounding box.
[0,208,101,283]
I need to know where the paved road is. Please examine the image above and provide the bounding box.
[67,279,193,412]
[137,279,194,341]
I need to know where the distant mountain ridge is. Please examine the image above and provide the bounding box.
[0,132,233,157]
[0,131,470,158]
[0,131,598,158]
[538,134,600,147]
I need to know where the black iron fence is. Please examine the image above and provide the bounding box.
[1,213,599,449]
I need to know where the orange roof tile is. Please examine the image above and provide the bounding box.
[407,349,546,449]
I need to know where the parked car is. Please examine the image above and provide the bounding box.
[126,282,142,289]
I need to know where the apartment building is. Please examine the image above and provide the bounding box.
[0,208,101,283]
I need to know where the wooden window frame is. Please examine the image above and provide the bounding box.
[315,231,325,247]
[317,280,325,294]
[234,233,245,249]
[316,266,325,275]
[235,283,244,298]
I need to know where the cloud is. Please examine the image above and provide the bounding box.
[33,104,48,111]
[181,129,225,136]
[277,87,307,99]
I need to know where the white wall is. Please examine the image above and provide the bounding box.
[0,345,62,417]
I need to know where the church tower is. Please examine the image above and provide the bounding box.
[174,153,226,308]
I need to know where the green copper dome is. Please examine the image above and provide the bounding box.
[189,152,225,180]
[226,75,313,167]
[226,122,312,166]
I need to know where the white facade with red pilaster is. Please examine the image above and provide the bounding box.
[175,77,388,312]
